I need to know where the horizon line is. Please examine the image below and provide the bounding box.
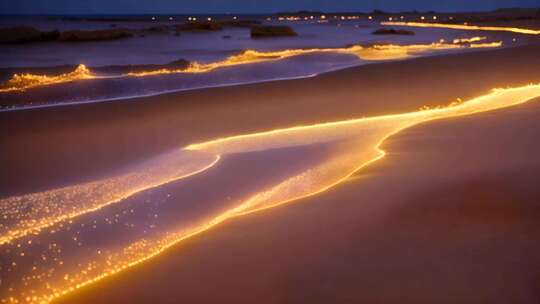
[0,7,538,16]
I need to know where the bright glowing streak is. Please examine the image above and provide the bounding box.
[0,152,220,246]
[453,36,486,44]
[33,83,540,304]
[187,84,540,155]
[125,42,476,75]
[468,41,503,48]
[0,64,94,93]
[0,41,501,92]
[381,21,540,35]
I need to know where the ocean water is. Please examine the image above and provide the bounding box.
[0,16,524,108]
[0,17,479,67]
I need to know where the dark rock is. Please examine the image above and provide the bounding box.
[250,25,297,38]
[218,20,260,27]
[222,35,232,39]
[0,27,42,44]
[40,30,60,41]
[372,28,415,35]
[176,22,223,31]
[59,29,133,42]
[371,9,387,15]
[95,59,191,74]
[145,25,172,34]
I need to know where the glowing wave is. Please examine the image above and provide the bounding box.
[0,65,94,93]
[0,40,501,93]
[453,36,486,44]
[381,21,540,35]
[0,150,219,246]
[0,83,537,304]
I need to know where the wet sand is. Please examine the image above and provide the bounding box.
[57,98,540,304]
[2,45,540,197]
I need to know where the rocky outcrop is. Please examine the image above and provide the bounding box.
[0,27,61,44]
[176,22,223,31]
[95,59,190,74]
[59,29,133,42]
[40,30,61,41]
[372,28,415,35]
[218,20,260,27]
[0,27,42,44]
[250,26,297,38]
[144,25,173,34]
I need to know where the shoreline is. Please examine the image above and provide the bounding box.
[0,40,511,106]
[1,45,540,197]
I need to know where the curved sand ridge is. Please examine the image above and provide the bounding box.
[0,39,500,93]
[1,83,540,304]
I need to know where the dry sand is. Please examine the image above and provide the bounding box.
[56,97,540,304]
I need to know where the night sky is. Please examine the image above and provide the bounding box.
[1,0,538,14]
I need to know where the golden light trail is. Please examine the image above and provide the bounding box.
[0,151,219,246]
[0,40,501,93]
[381,21,540,35]
[0,65,94,93]
[453,36,486,44]
[2,83,538,304]
[125,42,469,76]
[468,41,503,48]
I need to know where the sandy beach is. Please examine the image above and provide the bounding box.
[2,17,540,303]
[26,45,539,302]
[56,96,540,304]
